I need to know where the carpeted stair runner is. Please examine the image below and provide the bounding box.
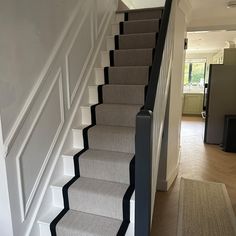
[110,48,154,66]
[50,7,162,236]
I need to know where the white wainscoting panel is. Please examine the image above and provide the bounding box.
[1,0,118,235]
[66,11,95,109]
[16,69,64,220]
[96,0,111,35]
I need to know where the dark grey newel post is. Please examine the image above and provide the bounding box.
[135,110,153,236]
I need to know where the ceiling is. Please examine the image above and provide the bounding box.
[187,30,236,54]
[188,0,236,30]
[186,0,236,54]
[190,0,230,9]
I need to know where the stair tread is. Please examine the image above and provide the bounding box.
[62,148,82,157]
[123,18,160,23]
[105,65,150,69]
[112,48,154,52]
[96,103,142,109]
[80,148,134,161]
[52,175,74,188]
[56,210,122,236]
[70,176,129,197]
[116,6,163,13]
[88,124,135,138]
[116,31,157,37]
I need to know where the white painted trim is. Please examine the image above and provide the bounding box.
[0,117,14,236]
[157,150,180,191]
[16,69,64,221]
[25,10,115,236]
[0,117,6,158]
[98,11,110,36]
[65,10,95,110]
[3,1,85,156]
[188,23,236,32]
[157,162,179,191]
[178,0,192,23]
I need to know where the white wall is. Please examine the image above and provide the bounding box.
[158,4,186,190]
[0,118,13,236]
[0,0,117,235]
[0,0,78,145]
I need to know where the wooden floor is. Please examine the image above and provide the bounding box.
[151,116,236,236]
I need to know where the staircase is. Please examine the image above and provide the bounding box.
[38,7,163,236]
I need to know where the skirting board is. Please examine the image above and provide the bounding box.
[157,148,181,191]
[157,162,179,191]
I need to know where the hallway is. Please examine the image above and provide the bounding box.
[151,116,236,236]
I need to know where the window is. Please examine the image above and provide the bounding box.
[184,61,206,87]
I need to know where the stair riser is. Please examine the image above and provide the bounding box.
[95,105,141,127]
[107,67,149,85]
[115,13,125,23]
[88,127,135,153]
[95,68,105,85]
[115,34,157,50]
[106,36,115,51]
[102,85,146,105]
[79,159,131,184]
[88,86,99,104]
[111,49,154,66]
[101,51,110,67]
[72,129,84,149]
[120,19,160,35]
[81,106,91,126]
[69,191,123,219]
[126,9,162,21]
[63,156,75,176]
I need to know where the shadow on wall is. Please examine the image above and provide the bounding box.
[118,0,130,10]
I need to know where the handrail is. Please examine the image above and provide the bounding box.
[135,0,174,235]
[145,0,173,111]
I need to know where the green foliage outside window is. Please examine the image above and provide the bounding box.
[184,62,205,86]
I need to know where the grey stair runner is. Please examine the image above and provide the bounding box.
[102,84,146,105]
[51,7,162,236]
[88,125,135,153]
[95,104,142,127]
[116,32,157,49]
[106,66,150,85]
[56,210,122,236]
[79,149,133,184]
[120,19,160,34]
[111,48,154,66]
[122,8,162,21]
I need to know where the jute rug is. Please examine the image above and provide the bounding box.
[177,178,236,236]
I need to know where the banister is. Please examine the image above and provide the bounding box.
[144,0,173,111]
[135,0,174,235]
